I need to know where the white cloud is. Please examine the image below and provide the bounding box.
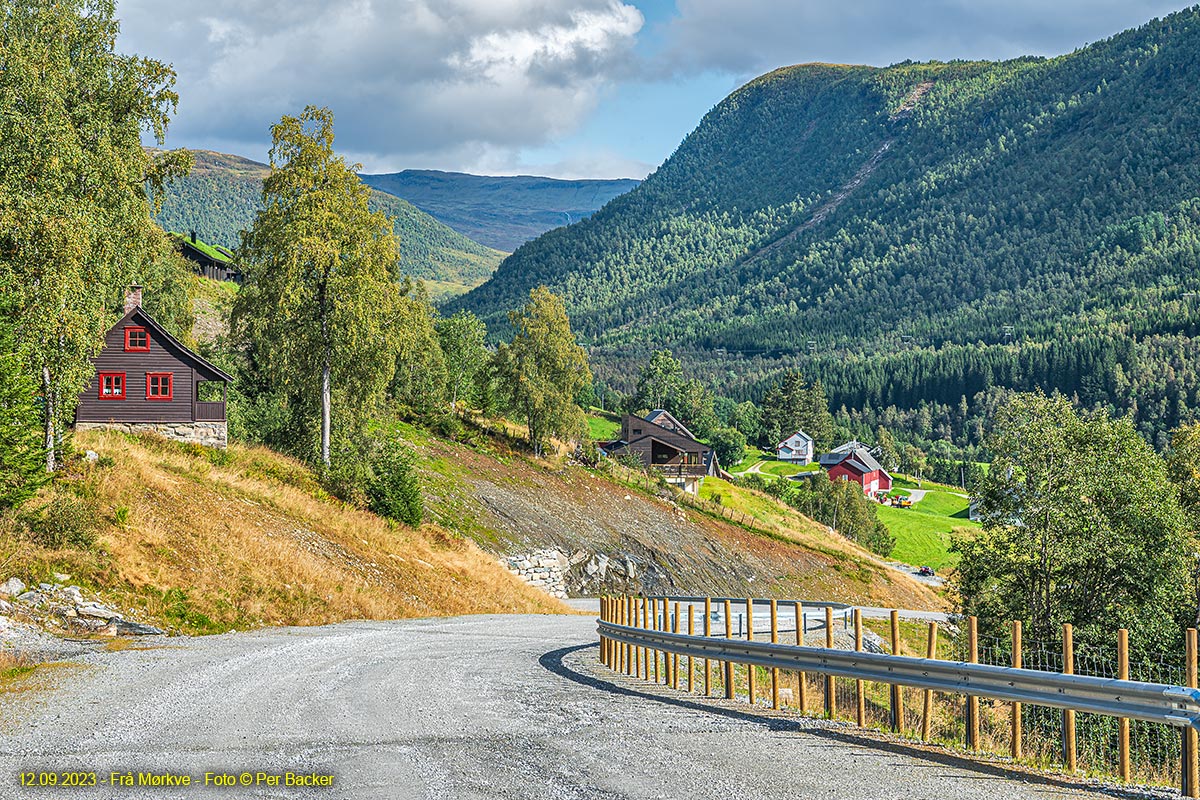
[117,0,643,171]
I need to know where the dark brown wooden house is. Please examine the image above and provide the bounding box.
[74,286,233,448]
[175,231,242,283]
[600,409,717,494]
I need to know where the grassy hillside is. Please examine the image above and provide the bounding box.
[392,420,942,609]
[455,7,1200,445]
[360,170,639,252]
[155,151,506,293]
[3,432,563,634]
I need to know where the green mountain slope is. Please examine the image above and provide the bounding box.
[359,170,640,252]
[156,151,506,292]
[456,8,1200,444]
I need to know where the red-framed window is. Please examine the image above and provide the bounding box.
[146,372,173,401]
[124,326,150,352]
[98,372,126,400]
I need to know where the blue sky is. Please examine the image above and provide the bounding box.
[116,0,1192,179]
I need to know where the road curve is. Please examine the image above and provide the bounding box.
[1,615,1105,799]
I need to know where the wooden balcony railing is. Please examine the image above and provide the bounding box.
[194,401,226,422]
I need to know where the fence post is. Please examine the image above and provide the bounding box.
[704,597,713,697]
[854,608,865,728]
[653,598,661,685]
[641,597,649,680]
[1188,628,1199,799]
[890,610,902,734]
[796,601,807,714]
[967,616,980,750]
[1117,627,1129,782]
[824,606,835,719]
[622,596,630,675]
[672,601,681,690]
[1012,620,1022,761]
[746,597,756,706]
[1063,623,1076,772]
[724,599,735,700]
[771,599,780,710]
[687,604,695,693]
[921,621,938,742]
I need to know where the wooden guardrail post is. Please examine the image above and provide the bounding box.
[724,599,735,700]
[890,610,902,733]
[672,601,681,690]
[824,606,835,719]
[641,597,649,680]
[704,597,713,697]
[1117,627,1129,782]
[967,615,980,750]
[854,608,865,728]
[1063,623,1075,771]
[921,621,938,741]
[619,596,628,674]
[770,599,780,710]
[1188,628,1199,798]
[599,597,607,666]
[652,598,661,685]
[687,604,695,693]
[796,601,807,713]
[1012,620,1022,760]
[746,597,756,706]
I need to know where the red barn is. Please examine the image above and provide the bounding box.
[820,444,892,495]
[74,286,232,448]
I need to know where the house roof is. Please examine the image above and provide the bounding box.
[775,429,813,450]
[121,305,234,383]
[645,409,695,440]
[821,446,888,476]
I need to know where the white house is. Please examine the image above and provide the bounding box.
[776,430,814,464]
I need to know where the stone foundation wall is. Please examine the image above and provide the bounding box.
[76,421,228,449]
[501,549,569,599]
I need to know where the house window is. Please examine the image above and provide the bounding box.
[146,372,173,401]
[124,326,149,351]
[98,373,125,400]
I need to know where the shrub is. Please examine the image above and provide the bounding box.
[367,441,422,526]
[23,492,99,549]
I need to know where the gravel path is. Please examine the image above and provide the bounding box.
[0,615,1129,799]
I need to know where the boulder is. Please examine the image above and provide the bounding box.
[76,602,121,621]
[0,577,24,597]
[16,591,46,606]
[112,619,164,636]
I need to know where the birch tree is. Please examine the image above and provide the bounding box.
[0,0,191,470]
[232,106,399,469]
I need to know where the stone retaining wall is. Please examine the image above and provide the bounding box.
[76,421,228,449]
[501,549,569,599]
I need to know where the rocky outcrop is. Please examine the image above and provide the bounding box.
[0,576,164,638]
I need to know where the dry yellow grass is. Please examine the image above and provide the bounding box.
[5,431,565,634]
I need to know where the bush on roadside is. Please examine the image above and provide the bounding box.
[21,490,100,550]
[367,440,422,526]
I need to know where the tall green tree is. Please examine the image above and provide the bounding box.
[669,378,718,438]
[392,279,445,417]
[635,349,682,411]
[0,311,48,508]
[495,287,592,457]
[437,309,488,412]
[232,106,399,468]
[0,0,191,470]
[955,393,1191,650]
[761,372,834,450]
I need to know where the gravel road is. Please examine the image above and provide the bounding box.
[0,614,1125,799]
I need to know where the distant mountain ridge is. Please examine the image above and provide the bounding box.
[453,7,1200,444]
[359,169,640,251]
[155,151,505,294]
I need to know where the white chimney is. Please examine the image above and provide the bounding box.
[124,285,143,314]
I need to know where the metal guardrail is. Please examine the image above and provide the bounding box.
[597,620,1200,728]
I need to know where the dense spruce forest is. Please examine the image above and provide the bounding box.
[360,170,640,251]
[455,8,1200,450]
[155,150,505,291]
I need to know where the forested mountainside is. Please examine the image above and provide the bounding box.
[359,170,640,251]
[456,8,1200,447]
[156,151,505,290]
